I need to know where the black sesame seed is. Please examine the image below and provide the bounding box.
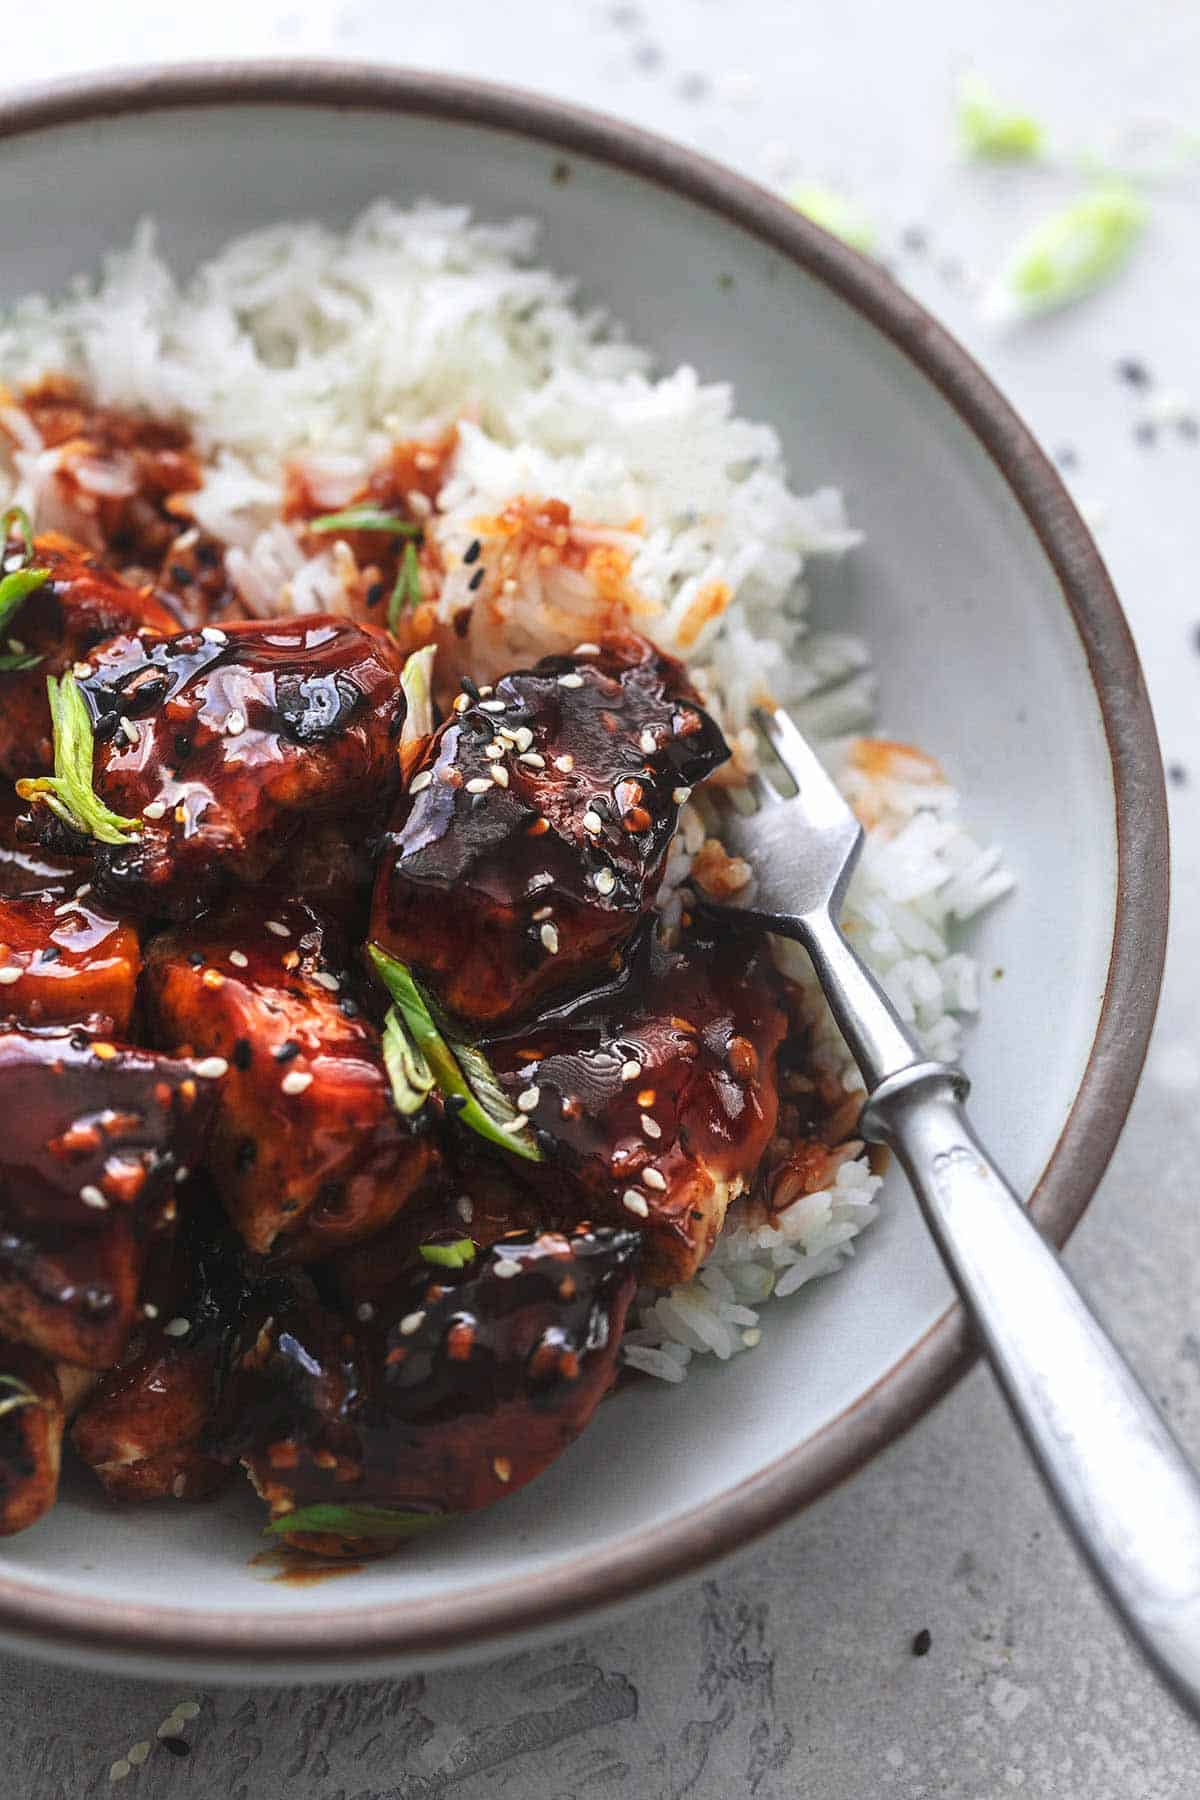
[551,160,572,185]
[232,1037,252,1071]
[92,711,121,744]
[445,1093,469,1115]
[339,996,360,1018]
[1134,420,1158,447]
[169,563,195,587]
[160,1736,190,1758]
[274,1040,301,1063]
[366,580,387,609]
[196,539,220,567]
[460,676,481,702]
[463,539,482,565]
[37,946,62,964]
[174,734,193,764]
[901,225,928,254]
[187,951,205,968]
[468,567,485,592]
[1168,762,1188,787]
[235,1137,257,1172]
[1116,358,1151,388]
[911,1627,932,1657]
[1053,445,1079,471]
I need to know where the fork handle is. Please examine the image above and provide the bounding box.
[791,909,1200,1716]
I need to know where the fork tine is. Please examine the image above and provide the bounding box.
[754,706,847,813]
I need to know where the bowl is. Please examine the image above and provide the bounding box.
[0,61,1167,1681]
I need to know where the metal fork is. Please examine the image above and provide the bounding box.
[707,705,1200,1718]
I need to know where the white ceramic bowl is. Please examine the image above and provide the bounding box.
[0,63,1167,1681]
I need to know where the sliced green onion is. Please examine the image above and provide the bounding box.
[308,506,422,538]
[0,1373,42,1422]
[381,1006,436,1116]
[419,1238,476,1270]
[788,184,877,255]
[990,183,1147,320]
[0,506,37,562]
[368,944,543,1163]
[0,649,42,673]
[265,1503,453,1540]
[399,644,436,744]
[0,503,50,652]
[16,672,143,845]
[388,540,423,634]
[957,75,1045,160]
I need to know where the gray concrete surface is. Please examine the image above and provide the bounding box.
[2,1,1199,1793]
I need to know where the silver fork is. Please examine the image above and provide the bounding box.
[707,705,1200,1718]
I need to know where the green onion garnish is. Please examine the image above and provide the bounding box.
[0,1373,42,1422]
[16,673,143,845]
[0,649,42,672]
[368,944,543,1163]
[0,506,49,655]
[388,540,423,634]
[399,644,436,744]
[308,506,422,537]
[788,184,877,255]
[419,1238,476,1270]
[957,75,1045,160]
[265,1503,453,1540]
[381,1006,436,1116]
[989,183,1147,320]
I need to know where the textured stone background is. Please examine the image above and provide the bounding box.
[2,1,1199,1793]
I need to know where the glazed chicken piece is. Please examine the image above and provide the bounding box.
[0,793,140,1034]
[71,1198,249,1503]
[371,632,728,1027]
[214,1225,639,1558]
[0,1027,215,1368]
[481,918,788,1286]
[0,1341,66,1536]
[24,616,405,919]
[0,530,176,780]
[142,899,434,1259]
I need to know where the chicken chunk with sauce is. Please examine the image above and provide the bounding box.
[213,1225,639,1558]
[371,632,727,1027]
[0,1027,215,1368]
[0,1342,65,1536]
[142,899,434,1259]
[25,616,405,919]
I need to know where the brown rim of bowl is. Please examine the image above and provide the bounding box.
[0,60,1169,1674]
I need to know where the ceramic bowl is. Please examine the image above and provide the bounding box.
[0,62,1167,1681]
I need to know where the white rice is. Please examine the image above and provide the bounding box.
[0,200,1013,1377]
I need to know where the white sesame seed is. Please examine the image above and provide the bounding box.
[480,698,506,714]
[80,1184,108,1209]
[483,742,504,759]
[620,1059,642,1082]
[109,1760,132,1782]
[554,753,574,772]
[53,900,78,917]
[518,751,546,768]
[163,1317,190,1338]
[224,709,247,737]
[477,686,494,697]
[0,967,20,986]
[200,626,227,645]
[493,1456,512,1482]
[622,1190,650,1218]
[514,726,534,752]
[75,882,92,899]
[127,1740,152,1765]
[156,1718,183,1739]
[400,1310,426,1335]
[540,922,560,954]
[500,1114,531,1135]
[453,692,471,713]
[641,1113,662,1139]
[532,905,554,921]
[172,1474,187,1499]
[517,1085,540,1113]
[456,1194,474,1222]
[594,867,616,895]
[72,660,92,679]
[311,971,340,991]
[465,777,492,794]
[493,1259,522,1280]
[557,672,584,689]
[228,950,249,969]
[142,1303,159,1320]
[174,1166,189,1184]
[573,641,601,655]
[118,716,139,745]
[639,728,657,755]
[281,1070,313,1096]
[265,920,290,937]
[142,799,167,820]
[409,769,433,794]
[5,637,23,654]
[582,810,603,834]
[355,1301,376,1323]
[193,1056,229,1080]
[496,727,517,745]
[742,1328,762,1348]
[491,765,509,788]
[642,1167,668,1191]
[672,786,692,805]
